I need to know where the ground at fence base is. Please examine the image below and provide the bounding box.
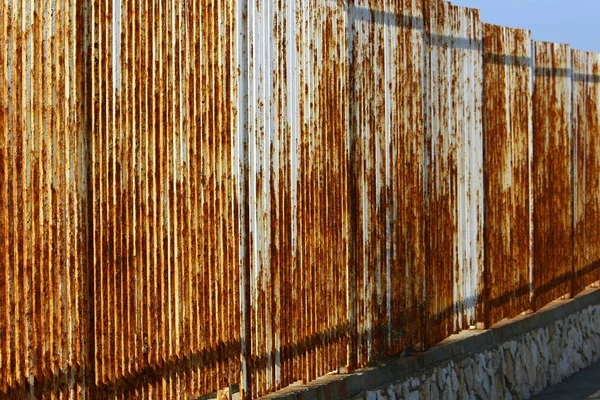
[257,288,600,399]
[533,358,600,399]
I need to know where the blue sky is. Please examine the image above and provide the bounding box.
[450,0,600,53]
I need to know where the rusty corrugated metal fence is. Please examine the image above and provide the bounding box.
[572,49,600,295]
[0,0,91,398]
[532,41,574,310]
[482,24,533,326]
[244,0,350,394]
[423,0,484,345]
[91,0,241,397]
[349,0,426,368]
[1,0,600,398]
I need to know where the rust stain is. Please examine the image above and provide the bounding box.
[90,0,241,397]
[482,23,533,326]
[1,0,600,399]
[244,1,351,395]
[423,0,485,345]
[349,0,426,367]
[532,41,573,310]
[572,49,600,294]
[0,0,91,397]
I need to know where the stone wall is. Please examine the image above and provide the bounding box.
[348,305,600,400]
[261,289,600,399]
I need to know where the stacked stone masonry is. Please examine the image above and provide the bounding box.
[348,305,600,400]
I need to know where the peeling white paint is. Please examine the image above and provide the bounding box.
[112,0,121,90]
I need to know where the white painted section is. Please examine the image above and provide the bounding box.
[455,8,483,329]
[112,0,121,90]
[383,3,393,347]
[287,0,299,269]
[236,0,250,393]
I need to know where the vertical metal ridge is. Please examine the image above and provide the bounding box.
[0,0,7,390]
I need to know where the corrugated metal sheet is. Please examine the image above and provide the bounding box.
[0,0,91,397]
[243,0,350,396]
[482,24,533,326]
[91,0,241,397]
[349,0,426,366]
[532,41,573,310]
[572,49,600,294]
[423,0,484,344]
[2,0,600,399]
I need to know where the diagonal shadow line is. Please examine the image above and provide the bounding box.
[350,5,425,31]
[3,260,600,397]
[536,67,600,82]
[348,5,600,80]
[484,52,532,68]
[349,5,480,51]
[573,73,600,83]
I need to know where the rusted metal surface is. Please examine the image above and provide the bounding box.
[348,0,426,367]
[91,0,241,398]
[532,41,573,310]
[482,24,533,326]
[2,0,600,399]
[572,50,600,294]
[243,1,350,396]
[0,0,91,398]
[423,0,484,344]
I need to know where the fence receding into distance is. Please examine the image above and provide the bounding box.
[1,0,600,398]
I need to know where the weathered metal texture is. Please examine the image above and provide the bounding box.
[242,0,350,396]
[0,0,91,398]
[532,41,573,310]
[423,0,484,344]
[91,0,241,398]
[482,24,533,326]
[572,50,600,294]
[348,0,426,366]
[3,1,600,399]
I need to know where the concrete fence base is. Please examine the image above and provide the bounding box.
[264,288,600,399]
